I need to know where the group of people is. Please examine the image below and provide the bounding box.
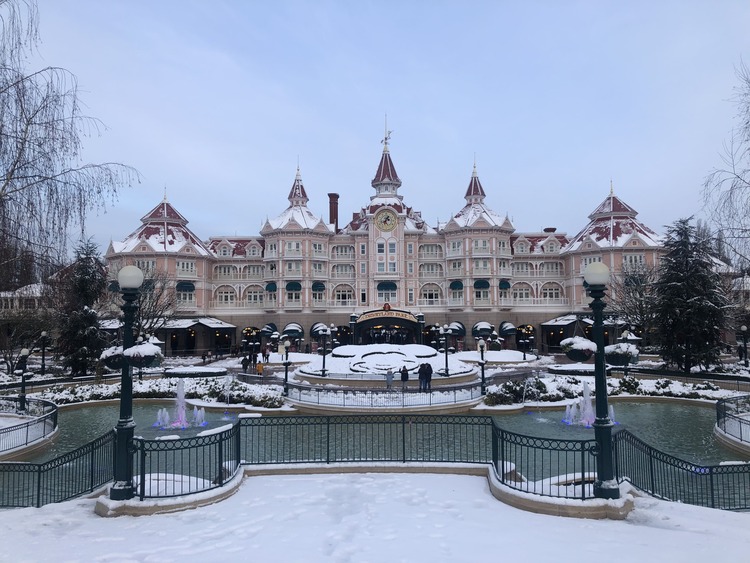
[384,363,433,391]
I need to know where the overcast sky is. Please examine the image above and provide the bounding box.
[32,1,750,250]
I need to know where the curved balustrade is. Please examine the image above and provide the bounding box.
[0,398,58,456]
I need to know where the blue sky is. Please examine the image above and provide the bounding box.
[33,1,750,249]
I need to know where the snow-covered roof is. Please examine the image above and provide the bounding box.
[110,197,211,256]
[265,205,331,231]
[562,189,661,252]
[162,317,237,329]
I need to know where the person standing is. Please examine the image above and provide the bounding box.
[256,361,264,376]
[241,356,250,373]
[385,369,394,390]
[418,363,427,392]
[400,365,409,391]
[425,363,433,392]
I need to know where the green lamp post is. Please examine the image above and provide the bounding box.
[110,265,144,501]
[584,261,620,500]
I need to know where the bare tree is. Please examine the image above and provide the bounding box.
[703,62,750,266]
[0,307,47,374]
[0,0,137,273]
[608,264,659,346]
[102,268,179,338]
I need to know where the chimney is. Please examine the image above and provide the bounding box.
[328,193,339,233]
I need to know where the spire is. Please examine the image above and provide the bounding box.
[371,128,401,193]
[288,166,309,206]
[464,162,486,204]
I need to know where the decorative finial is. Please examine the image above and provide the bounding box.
[610,179,614,195]
[382,114,392,148]
[163,184,168,202]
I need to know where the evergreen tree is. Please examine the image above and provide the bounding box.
[55,240,108,376]
[655,218,730,372]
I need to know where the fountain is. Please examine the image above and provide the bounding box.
[562,381,601,427]
[153,379,207,430]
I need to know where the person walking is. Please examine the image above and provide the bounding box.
[385,369,394,390]
[256,361,264,376]
[400,365,409,391]
[418,363,427,392]
[425,362,433,392]
[241,356,250,373]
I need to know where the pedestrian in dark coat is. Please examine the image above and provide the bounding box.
[418,363,427,392]
[425,363,433,391]
[400,365,409,390]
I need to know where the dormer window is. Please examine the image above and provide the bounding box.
[219,246,231,257]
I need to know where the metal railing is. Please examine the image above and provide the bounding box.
[134,424,241,500]
[613,429,750,510]
[716,395,750,443]
[3,403,750,509]
[0,398,58,455]
[0,430,114,508]
[285,383,484,408]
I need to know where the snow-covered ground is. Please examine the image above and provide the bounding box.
[0,473,749,562]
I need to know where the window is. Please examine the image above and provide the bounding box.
[334,287,354,304]
[473,259,490,271]
[286,241,301,255]
[450,288,464,302]
[216,265,233,277]
[219,246,231,257]
[472,239,489,252]
[541,285,561,299]
[267,243,277,256]
[312,288,325,303]
[246,265,263,277]
[582,256,602,269]
[176,289,194,304]
[407,243,414,254]
[545,262,561,276]
[408,288,414,304]
[377,262,385,273]
[388,241,396,254]
[420,285,440,304]
[377,242,385,254]
[361,290,367,303]
[623,254,645,268]
[474,288,490,301]
[377,288,397,303]
[388,262,397,273]
[246,288,264,306]
[286,290,301,303]
[450,241,462,254]
[450,260,462,273]
[312,262,323,274]
[360,243,366,255]
[420,263,443,277]
[217,288,235,304]
[512,262,529,275]
[135,260,156,272]
[286,261,301,274]
[499,240,507,251]
[313,242,324,255]
[407,262,413,274]
[512,286,531,300]
[177,260,196,276]
[248,245,259,257]
[360,263,366,274]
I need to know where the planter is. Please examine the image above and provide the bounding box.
[565,349,593,362]
[606,353,634,366]
[126,354,156,368]
[102,354,124,370]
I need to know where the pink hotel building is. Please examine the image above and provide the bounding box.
[105,136,663,355]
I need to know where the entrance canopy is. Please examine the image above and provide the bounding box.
[282,322,303,339]
[471,321,494,338]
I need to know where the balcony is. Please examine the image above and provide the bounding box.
[330,271,356,279]
[417,298,444,307]
[418,271,444,279]
[331,251,355,261]
[176,270,197,278]
[418,251,444,260]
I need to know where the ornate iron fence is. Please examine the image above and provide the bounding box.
[0,397,58,455]
[716,395,750,444]
[0,430,114,508]
[613,429,750,510]
[285,384,484,408]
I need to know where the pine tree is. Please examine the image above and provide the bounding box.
[655,218,730,372]
[55,240,108,376]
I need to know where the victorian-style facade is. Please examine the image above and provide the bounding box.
[105,135,663,355]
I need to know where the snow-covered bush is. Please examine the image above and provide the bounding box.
[604,342,639,365]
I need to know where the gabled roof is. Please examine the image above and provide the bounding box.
[446,164,510,230]
[262,168,332,233]
[562,186,661,252]
[110,196,211,256]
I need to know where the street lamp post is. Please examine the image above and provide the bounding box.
[320,326,331,377]
[282,340,291,395]
[584,261,620,500]
[111,265,144,501]
[439,324,451,376]
[478,338,486,395]
[17,348,30,411]
[40,331,48,377]
[741,326,748,368]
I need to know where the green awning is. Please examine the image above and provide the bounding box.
[312,281,325,291]
[377,281,397,291]
[449,280,463,290]
[499,279,511,290]
[473,279,490,289]
[176,281,195,292]
[265,282,277,292]
[286,281,302,292]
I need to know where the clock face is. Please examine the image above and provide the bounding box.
[375,210,397,232]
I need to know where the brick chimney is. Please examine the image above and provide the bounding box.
[328,193,339,233]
